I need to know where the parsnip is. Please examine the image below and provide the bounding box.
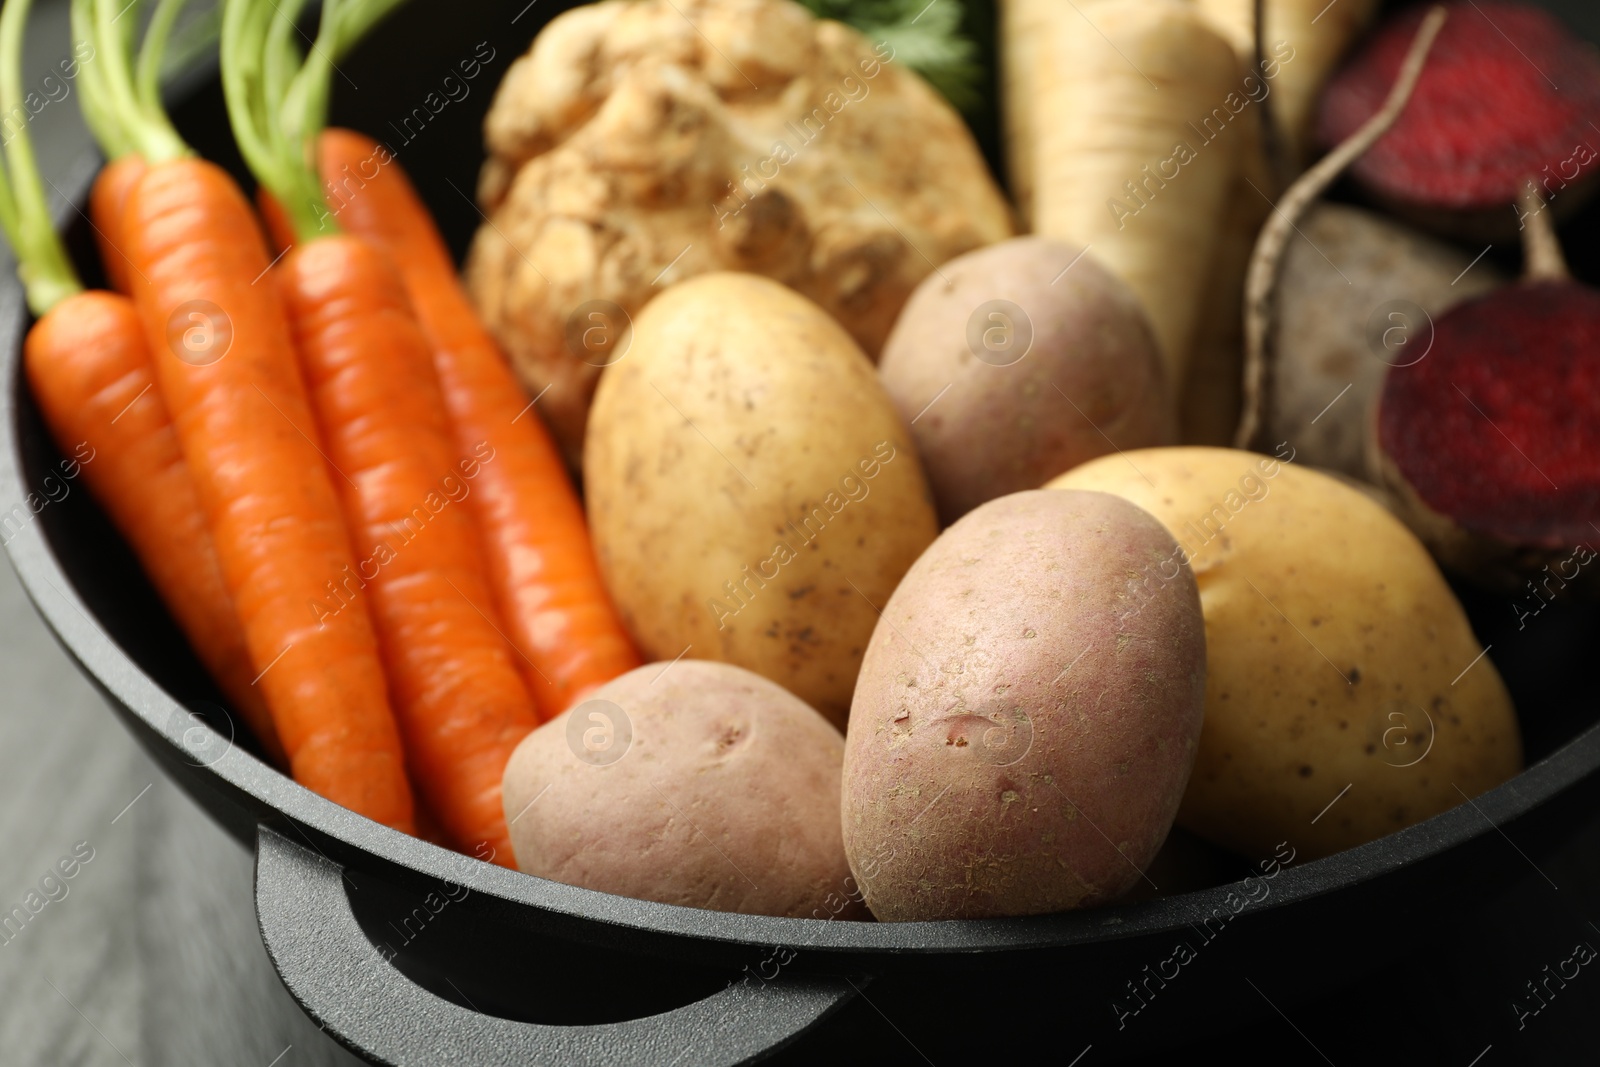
[1195,0,1379,169]
[1236,7,1448,449]
[1181,100,1271,444]
[1034,0,1242,384]
[996,0,1061,228]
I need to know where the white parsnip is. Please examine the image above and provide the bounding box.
[1183,0,1378,443]
[996,0,1066,228]
[1236,7,1448,449]
[1182,100,1271,444]
[1034,0,1242,384]
[1195,0,1380,169]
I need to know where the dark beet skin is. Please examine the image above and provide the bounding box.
[1320,2,1600,212]
[1378,281,1600,546]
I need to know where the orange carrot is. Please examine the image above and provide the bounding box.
[122,158,413,831]
[5,0,288,766]
[225,0,534,855]
[278,234,537,860]
[87,154,145,294]
[24,291,285,766]
[255,186,293,259]
[300,129,641,718]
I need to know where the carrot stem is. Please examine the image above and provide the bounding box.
[161,2,220,81]
[0,0,83,315]
[221,0,336,240]
[333,0,408,58]
[71,0,132,159]
[91,0,188,162]
[134,0,189,116]
[280,0,338,174]
[262,0,307,125]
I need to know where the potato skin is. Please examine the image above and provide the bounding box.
[879,237,1172,524]
[1048,447,1523,858]
[842,490,1206,921]
[585,272,939,727]
[501,660,860,917]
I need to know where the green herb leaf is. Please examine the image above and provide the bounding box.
[797,0,982,113]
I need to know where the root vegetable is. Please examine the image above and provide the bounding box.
[1032,0,1243,385]
[1185,0,1378,445]
[1237,5,1449,451]
[1373,188,1600,588]
[1195,0,1380,171]
[842,489,1206,919]
[1268,203,1502,478]
[995,0,1061,225]
[584,273,938,727]
[503,661,859,917]
[467,0,1013,466]
[1318,1,1600,239]
[878,236,1172,524]
[1047,448,1522,860]
[296,129,643,720]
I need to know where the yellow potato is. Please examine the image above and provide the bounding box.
[1047,447,1522,858]
[584,272,939,727]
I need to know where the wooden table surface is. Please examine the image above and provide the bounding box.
[0,535,362,1064]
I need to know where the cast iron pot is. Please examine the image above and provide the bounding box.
[6,2,1600,1062]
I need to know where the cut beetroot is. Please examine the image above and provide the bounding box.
[1319,2,1600,216]
[1376,280,1600,554]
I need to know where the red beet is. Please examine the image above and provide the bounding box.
[1377,283,1600,539]
[1373,191,1600,585]
[1320,3,1600,230]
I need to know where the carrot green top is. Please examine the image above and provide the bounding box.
[74,0,192,164]
[222,0,332,241]
[0,0,82,315]
[0,0,407,315]
[223,0,410,243]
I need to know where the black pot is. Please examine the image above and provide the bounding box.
[5,2,1600,1063]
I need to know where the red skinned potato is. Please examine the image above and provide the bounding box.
[502,660,861,918]
[878,237,1173,525]
[841,490,1206,921]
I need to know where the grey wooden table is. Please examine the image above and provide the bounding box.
[0,5,358,1063]
[0,529,361,1064]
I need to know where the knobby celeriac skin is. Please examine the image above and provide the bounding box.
[1049,447,1523,859]
[465,0,1013,465]
[584,272,938,730]
[842,489,1207,921]
[501,660,860,918]
[879,235,1173,526]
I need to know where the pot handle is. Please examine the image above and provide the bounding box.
[253,826,856,1066]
